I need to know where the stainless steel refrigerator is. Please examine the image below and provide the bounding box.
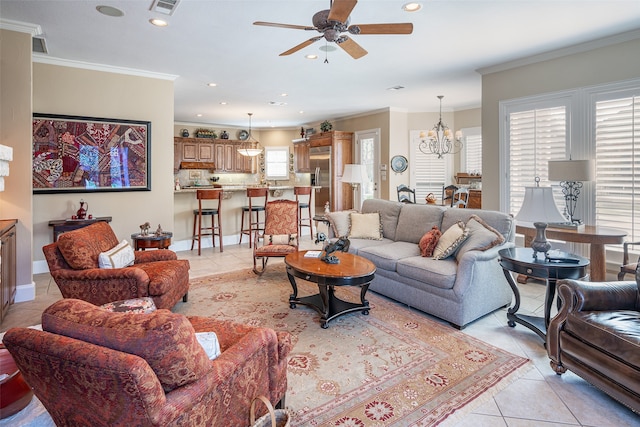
[310,146,331,213]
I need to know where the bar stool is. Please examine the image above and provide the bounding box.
[239,187,269,248]
[191,189,223,255]
[294,186,314,238]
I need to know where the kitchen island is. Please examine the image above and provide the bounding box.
[173,185,316,251]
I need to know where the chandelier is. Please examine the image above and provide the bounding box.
[237,113,263,157]
[418,96,463,159]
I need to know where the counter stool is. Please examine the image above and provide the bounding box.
[294,186,314,238]
[191,189,223,255]
[239,187,269,248]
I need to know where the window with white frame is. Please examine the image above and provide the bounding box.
[264,146,289,180]
[460,127,482,175]
[409,130,451,203]
[501,79,640,243]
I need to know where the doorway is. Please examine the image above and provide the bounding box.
[355,129,380,208]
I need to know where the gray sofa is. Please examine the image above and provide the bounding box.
[327,199,516,328]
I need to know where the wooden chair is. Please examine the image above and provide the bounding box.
[239,187,269,248]
[618,241,640,280]
[452,187,469,208]
[442,184,458,207]
[253,200,299,275]
[397,184,416,204]
[294,186,314,238]
[191,189,223,255]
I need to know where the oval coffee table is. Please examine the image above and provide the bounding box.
[285,250,376,328]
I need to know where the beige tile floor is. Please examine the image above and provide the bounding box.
[2,231,638,427]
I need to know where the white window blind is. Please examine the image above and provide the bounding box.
[409,130,449,203]
[264,146,289,179]
[594,94,640,240]
[461,127,482,174]
[508,106,567,216]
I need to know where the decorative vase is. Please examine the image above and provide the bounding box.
[180,128,189,137]
[76,199,88,219]
[531,222,551,258]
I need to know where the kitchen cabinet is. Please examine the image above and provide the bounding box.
[0,219,17,324]
[180,138,214,162]
[293,139,310,173]
[307,131,353,211]
[174,137,252,172]
[214,142,253,173]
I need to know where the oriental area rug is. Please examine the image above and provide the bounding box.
[174,264,532,427]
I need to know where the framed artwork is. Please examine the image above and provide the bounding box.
[32,113,151,193]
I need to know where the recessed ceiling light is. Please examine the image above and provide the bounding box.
[219,101,227,105]
[402,3,422,12]
[305,54,318,60]
[96,5,124,17]
[196,113,203,117]
[280,93,288,97]
[299,111,304,114]
[149,18,168,27]
[207,83,217,87]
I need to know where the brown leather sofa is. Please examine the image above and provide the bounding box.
[547,273,640,413]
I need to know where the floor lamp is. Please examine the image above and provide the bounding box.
[342,164,366,211]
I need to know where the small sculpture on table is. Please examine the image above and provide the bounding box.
[155,224,164,236]
[139,222,151,236]
[315,232,350,264]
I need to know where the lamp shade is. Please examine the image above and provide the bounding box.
[515,186,566,224]
[342,164,366,184]
[548,159,594,182]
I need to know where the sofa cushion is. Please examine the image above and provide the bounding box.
[361,199,403,240]
[358,241,420,271]
[455,215,505,261]
[433,221,469,260]
[396,256,458,290]
[565,310,640,367]
[441,208,514,242]
[326,210,356,237]
[348,212,383,240]
[419,226,442,257]
[98,240,135,269]
[394,204,446,244]
[347,237,394,255]
[42,299,212,392]
[57,221,120,270]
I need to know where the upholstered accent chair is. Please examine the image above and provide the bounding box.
[43,222,189,309]
[547,262,640,413]
[2,299,292,426]
[253,199,299,275]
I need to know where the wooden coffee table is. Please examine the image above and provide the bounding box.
[285,250,376,328]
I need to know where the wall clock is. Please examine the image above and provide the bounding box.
[390,155,408,173]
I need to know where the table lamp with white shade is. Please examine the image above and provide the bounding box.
[515,179,566,259]
[548,159,594,225]
[342,164,366,210]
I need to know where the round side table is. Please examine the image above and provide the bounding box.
[130,232,173,251]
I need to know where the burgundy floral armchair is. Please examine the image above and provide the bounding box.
[2,299,292,426]
[43,221,189,309]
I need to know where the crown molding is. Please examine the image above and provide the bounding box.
[0,19,42,36]
[32,54,179,81]
[477,28,640,75]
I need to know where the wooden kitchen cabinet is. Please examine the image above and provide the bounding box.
[307,131,353,211]
[174,137,251,172]
[0,219,17,324]
[179,138,214,162]
[293,139,310,172]
[214,142,253,173]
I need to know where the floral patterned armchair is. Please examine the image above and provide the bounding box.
[43,221,190,309]
[2,299,292,426]
[253,200,299,275]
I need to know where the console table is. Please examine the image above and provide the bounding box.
[48,217,112,242]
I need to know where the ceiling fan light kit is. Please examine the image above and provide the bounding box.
[254,0,413,59]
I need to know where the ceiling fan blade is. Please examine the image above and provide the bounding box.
[328,0,358,23]
[336,36,367,59]
[349,23,414,35]
[279,36,322,56]
[254,21,315,31]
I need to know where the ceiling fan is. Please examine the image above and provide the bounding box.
[253,0,413,59]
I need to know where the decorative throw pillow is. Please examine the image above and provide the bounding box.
[98,240,135,269]
[195,332,221,360]
[348,212,383,240]
[419,226,442,257]
[326,210,356,237]
[100,297,157,314]
[264,234,296,245]
[455,215,506,261]
[42,299,212,393]
[433,221,469,260]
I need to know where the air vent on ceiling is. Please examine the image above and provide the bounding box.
[150,0,180,15]
[33,37,47,54]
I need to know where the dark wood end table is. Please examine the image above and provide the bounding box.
[285,250,376,328]
[499,247,589,344]
[48,216,112,241]
[130,232,173,250]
